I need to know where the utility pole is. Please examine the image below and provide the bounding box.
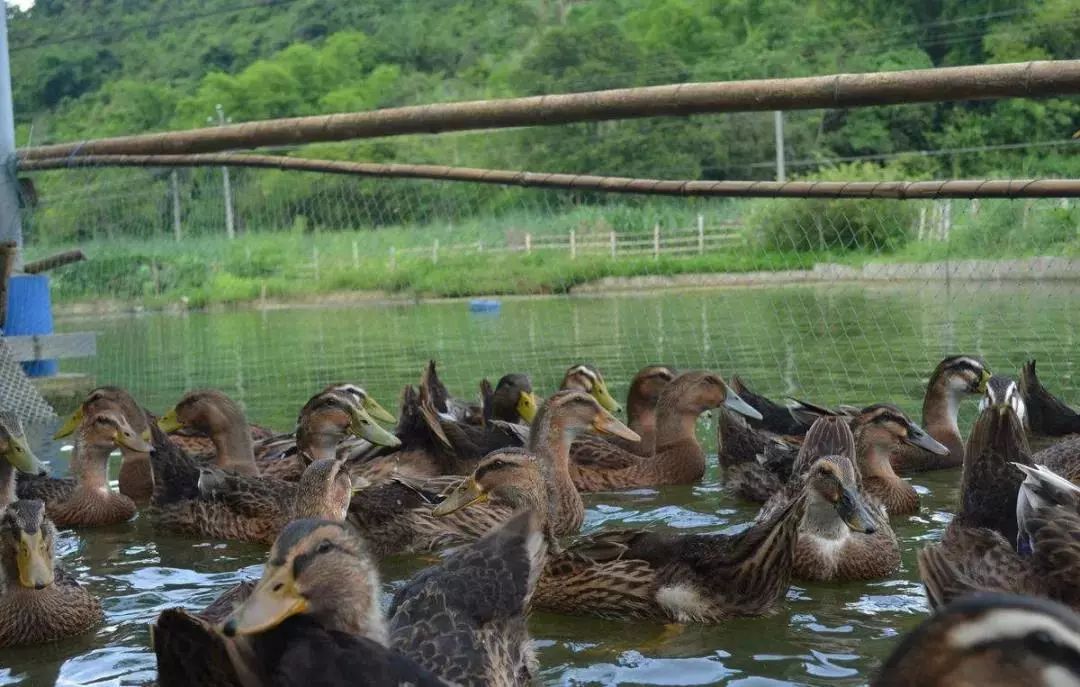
[0,7,23,266]
[210,104,236,239]
[773,110,786,183]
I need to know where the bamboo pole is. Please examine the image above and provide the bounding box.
[19,153,1080,199]
[18,61,1080,160]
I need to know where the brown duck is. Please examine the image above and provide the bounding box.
[872,593,1080,687]
[569,371,762,492]
[53,385,157,501]
[18,408,152,528]
[891,355,991,473]
[758,416,899,582]
[599,365,677,457]
[349,390,636,558]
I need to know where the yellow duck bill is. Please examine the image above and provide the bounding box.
[155,407,184,434]
[52,407,84,440]
[348,406,402,448]
[517,391,539,423]
[362,396,397,425]
[222,567,308,637]
[17,531,54,589]
[432,476,488,517]
[5,432,44,475]
[590,379,622,414]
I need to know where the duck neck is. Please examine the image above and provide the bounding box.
[0,460,14,510]
[528,416,582,531]
[211,423,257,475]
[802,491,849,540]
[297,430,344,463]
[922,380,965,461]
[72,437,113,491]
[653,402,700,449]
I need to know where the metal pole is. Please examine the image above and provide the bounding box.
[171,170,182,242]
[773,110,786,183]
[215,105,236,240]
[0,8,22,267]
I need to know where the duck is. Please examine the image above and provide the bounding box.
[348,390,636,557]
[154,509,544,687]
[52,385,157,501]
[0,499,104,648]
[891,355,991,473]
[438,440,864,623]
[254,388,396,481]
[723,404,946,514]
[351,363,532,483]
[146,398,399,543]
[915,403,1067,609]
[726,374,817,436]
[0,411,44,509]
[758,416,900,582]
[872,593,1080,687]
[18,408,151,528]
[596,365,677,457]
[189,456,360,627]
[482,373,538,425]
[560,363,622,413]
[155,390,265,476]
[1013,360,1080,481]
[568,371,762,492]
[919,456,1080,612]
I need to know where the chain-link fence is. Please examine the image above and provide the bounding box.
[15,161,1080,431]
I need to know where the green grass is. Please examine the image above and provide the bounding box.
[25,199,1079,309]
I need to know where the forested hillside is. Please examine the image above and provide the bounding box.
[9,0,1078,173]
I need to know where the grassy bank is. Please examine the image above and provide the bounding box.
[26,195,1078,309]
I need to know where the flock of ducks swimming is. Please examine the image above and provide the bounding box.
[1,357,1080,685]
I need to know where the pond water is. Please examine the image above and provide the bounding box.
[4,281,1080,686]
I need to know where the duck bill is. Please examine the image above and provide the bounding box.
[115,428,154,453]
[156,408,184,434]
[592,412,641,443]
[17,531,54,589]
[53,407,84,439]
[976,369,992,394]
[347,407,401,448]
[5,432,43,475]
[222,567,308,637]
[723,389,764,421]
[363,396,397,425]
[836,488,877,535]
[432,476,487,516]
[517,391,539,424]
[590,379,622,414]
[904,423,949,456]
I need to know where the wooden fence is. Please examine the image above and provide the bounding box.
[378,215,742,268]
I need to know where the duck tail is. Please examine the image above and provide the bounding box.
[479,378,495,425]
[420,360,451,414]
[786,397,839,428]
[417,379,452,449]
[148,423,201,505]
[151,608,238,687]
[793,416,856,476]
[1020,359,1080,436]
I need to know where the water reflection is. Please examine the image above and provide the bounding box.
[10,282,1075,685]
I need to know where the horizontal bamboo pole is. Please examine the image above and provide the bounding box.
[19,60,1080,160]
[19,153,1080,199]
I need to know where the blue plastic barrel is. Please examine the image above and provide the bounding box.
[6,274,58,377]
[468,299,501,313]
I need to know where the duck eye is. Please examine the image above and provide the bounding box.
[316,540,333,554]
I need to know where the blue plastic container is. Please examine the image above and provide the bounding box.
[6,274,58,377]
[468,299,501,313]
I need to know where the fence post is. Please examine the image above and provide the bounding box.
[609,230,616,258]
[570,229,576,259]
[313,247,320,281]
[970,198,980,218]
[941,200,952,241]
[525,232,532,254]
[653,224,660,260]
[389,246,396,270]
[697,214,704,254]
[352,240,360,270]
[171,170,182,242]
[432,239,439,264]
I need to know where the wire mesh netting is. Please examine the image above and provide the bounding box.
[14,163,1080,433]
